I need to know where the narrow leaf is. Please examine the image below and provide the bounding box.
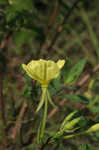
[64,59,86,85]
[37,122,42,144]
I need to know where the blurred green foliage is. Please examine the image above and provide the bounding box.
[0,0,99,150]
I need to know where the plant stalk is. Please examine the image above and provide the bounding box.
[40,88,48,139]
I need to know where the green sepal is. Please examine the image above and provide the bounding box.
[47,90,57,108]
[36,88,47,112]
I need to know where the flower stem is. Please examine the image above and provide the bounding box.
[40,88,48,139]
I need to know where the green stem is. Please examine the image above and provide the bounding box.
[41,88,48,139]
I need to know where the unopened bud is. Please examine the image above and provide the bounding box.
[87,124,99,133]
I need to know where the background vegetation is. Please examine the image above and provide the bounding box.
[0,0,99,149]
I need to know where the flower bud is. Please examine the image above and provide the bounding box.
[87,124,99,133]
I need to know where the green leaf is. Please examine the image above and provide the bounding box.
[37,122,42,144]
[6,6,19,23]
[9,0,34,11]
[89,104,99,113]
[52,73,61,90]
[81,9,99,58]
[0,0,8,4]
[24,74,32,82]
[13,28,38,50]
[64,94,89,103]
[64,59,86,85]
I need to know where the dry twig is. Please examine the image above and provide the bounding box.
[11,100,27,140]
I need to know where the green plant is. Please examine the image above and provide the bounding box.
[22,59,99,150]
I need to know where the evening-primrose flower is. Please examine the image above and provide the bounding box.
[22,59,65,88]
[22,59,65,112]
[22,59,65,140]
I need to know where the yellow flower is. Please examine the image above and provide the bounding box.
[22,59,65,139]
[22,59,65,87]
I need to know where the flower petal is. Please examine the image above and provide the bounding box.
[22,59,65,86]
[57,60,65,69]
[22,64,33,79]
[22,64,43,83]
[46,60,59,81]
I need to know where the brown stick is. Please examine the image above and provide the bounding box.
[0,79,7,127]
[48,64,99,118]
[47,0,80,51]
[0,32,13,149]
[46,2,60,34]
[36,1,60,59]
[49,3,59,26]
[0,77,7,147]
[0,32,12,51]
[0,38,7,50]
[11,100,27,140]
